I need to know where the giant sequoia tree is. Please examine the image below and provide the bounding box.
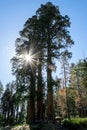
[11,2,74,122]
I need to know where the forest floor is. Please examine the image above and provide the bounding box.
[0,123,63,130]
[0,123,87,130]
[0,124,30,130]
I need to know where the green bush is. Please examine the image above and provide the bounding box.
[63,118,87,130]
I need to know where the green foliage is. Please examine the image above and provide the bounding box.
[63,118,87,130]
[18,103,26,124]
[0,81,3,96]
[69,58,87,117]
[0,114,3,126]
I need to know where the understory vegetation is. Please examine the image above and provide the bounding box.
[63,118,87,130]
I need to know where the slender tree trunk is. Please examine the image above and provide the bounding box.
[10,99,14,124]
[16,105,19,123]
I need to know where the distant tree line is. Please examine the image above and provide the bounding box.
[0,58,87,126]
[56,58,87,118]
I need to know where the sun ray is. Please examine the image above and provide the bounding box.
[17,40,44,74]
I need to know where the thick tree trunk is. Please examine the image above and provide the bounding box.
[47,67,54,120]
[37,65,43,121]
[27,72,35,123]
[47,39,54,120]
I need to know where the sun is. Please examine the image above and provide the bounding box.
[25,53,32,63]
[24,50,36,70]
[18,43,42,71]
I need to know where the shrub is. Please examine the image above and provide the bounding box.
[63,118,87,130]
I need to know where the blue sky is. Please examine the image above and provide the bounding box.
[0,0,87,87]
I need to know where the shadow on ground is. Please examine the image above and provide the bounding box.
[0,122,64,130]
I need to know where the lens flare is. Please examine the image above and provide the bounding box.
[18,41,43,73]
[25,53,32,63]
